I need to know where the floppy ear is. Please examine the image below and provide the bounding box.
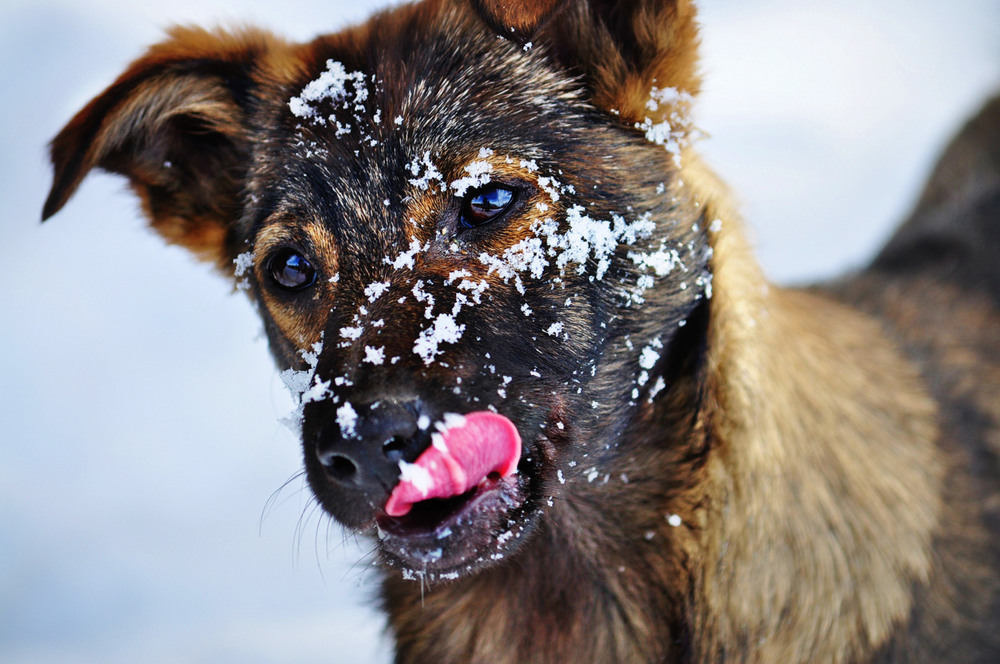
[471,0,700,133]
[43,26,284,271]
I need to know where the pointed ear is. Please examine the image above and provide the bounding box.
[43,26,285,270]
[468,0,564,43]
[504,0,700,132]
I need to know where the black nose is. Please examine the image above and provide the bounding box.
[311,398,429,495]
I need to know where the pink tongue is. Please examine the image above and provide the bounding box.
[384,411,521,517]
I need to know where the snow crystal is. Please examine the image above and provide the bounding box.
[413,313,466,364]
[645,85,686,113]
[303,376,331,403]
[549,206,654,280]
[234,251,255,277]
[477,236,546,294]
[437,412,468,432]
[280,367,313,399]
[399,461,434,497]
[536,176,562,202]
[339,326,363,340]
[545,322,564,337]
[411,280,435,319]
[639,339,662,370]
[629,242,682,277]
[697,272,714,300]
[667,514,682,527]
[634,85,693,166]
[289,60,368,127]
[363,345,385,365]
[431,432,449,453]
[457,278,489,304]
[407,151,445,191]
[336,402,359,439]
[648,375,667,402]
[364,281,391,302]
[234,251,255,290]
[429,414,466,452]
[386,238,425,271]
[278,338,326,429]
[450,158,493,197]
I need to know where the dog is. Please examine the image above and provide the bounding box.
[42,0,1000,661]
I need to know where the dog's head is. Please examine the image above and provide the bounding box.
[45,0,711,579]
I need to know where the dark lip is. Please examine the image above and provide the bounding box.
[374,458,538,578]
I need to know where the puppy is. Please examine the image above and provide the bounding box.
[43,0,1000,661]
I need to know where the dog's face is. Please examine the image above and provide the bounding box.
[45,0,710,579]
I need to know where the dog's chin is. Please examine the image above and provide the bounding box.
[373,460,540,579]
[367,416,560,580]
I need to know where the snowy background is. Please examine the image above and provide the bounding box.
[1,0,997,662]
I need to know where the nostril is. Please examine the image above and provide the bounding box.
[317,450,359,483]
[382,436,409,463]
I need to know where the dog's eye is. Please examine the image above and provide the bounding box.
[460,184,515,228]
[267,249,317,291]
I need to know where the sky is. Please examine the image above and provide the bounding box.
[1,0,998,662]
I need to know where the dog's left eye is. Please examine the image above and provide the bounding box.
[460,184,515,228]
[267,249,317,291]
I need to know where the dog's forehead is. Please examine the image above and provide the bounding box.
[250,13,582,236]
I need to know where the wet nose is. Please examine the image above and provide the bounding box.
[312,398,428,493]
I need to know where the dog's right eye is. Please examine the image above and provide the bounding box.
[460,184,515,228]
[267,249,317,291]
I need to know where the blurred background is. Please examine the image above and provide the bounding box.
[1,0,998,661]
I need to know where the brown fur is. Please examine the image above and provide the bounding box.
[43,1,1000,662]
[469,0,562,42]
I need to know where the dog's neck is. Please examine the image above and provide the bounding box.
[380,158,943,664]
[689,158,943,662]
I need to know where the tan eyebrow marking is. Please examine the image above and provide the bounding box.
[253,214,338,353]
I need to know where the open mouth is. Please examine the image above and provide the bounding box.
[374,411,536,576]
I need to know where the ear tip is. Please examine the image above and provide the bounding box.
[41,199,58,222]
[470,0,563,42]
[42,183,69,221]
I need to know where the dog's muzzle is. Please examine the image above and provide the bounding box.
[304,397,430,522]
